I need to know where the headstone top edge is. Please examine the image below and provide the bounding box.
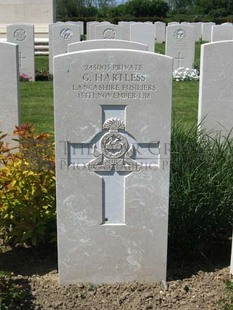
[53,49,173,60]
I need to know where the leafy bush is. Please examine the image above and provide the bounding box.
[0,124,56,247]
[169,123,233,257]
[0,273,29,309]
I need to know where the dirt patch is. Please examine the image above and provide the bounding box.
[0,244,231,309]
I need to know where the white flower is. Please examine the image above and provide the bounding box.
[173,67,199,82]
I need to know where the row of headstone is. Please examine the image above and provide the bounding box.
[86,22,156,52]
[6,23,35,81]
[0,42,19,144]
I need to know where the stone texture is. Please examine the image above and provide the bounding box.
[198,40,233,138]
[68,39,148,52]
[165,24,195,70]
[7,23,35,81]
[54,49,172,284]
[0,42,19,142]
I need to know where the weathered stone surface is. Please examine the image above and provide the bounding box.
[54,49,172,284]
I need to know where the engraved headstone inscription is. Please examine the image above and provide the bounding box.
[54,49,172,284]
[7,23,35,81]
[0,42,19,143]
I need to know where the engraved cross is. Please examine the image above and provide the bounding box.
[67,105,160,225]
[174,52,184,69]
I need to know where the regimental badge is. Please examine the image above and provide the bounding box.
[88,118,138,172]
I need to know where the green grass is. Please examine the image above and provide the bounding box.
[20,81,53,133]
[172,80,199,129]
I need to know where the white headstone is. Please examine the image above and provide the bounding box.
[154,22,166,43]
[165,24,195,70]
[211,25,233,42]
[49,23,81,74]
[7,23,35,81]
[54,49,172,284]
[118,21,135,41]
[0,42,19,142]
[198,41,233,138]
[76,21,84,36]
[130,23,155,52]
[191,22,202,41]
[68,39,148,52]
[87,21,99,40]
[201,22,215,41]
[95,24,123,40]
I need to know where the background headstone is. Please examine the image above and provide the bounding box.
[7,23,35,81]
[191,22,202,41]
[0,42,19,143]
[68,39,148,52]
[154,21,166,43]
[95,24,123,40]
[198,40,233,138]
[118,21,135,41]
[130,23,155,52]
[49,22,81,74]
[54,49,172,284]
[165,24,195,70]
[86,21,99,40]
[201,22,215,41]
[211,25,233,42]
